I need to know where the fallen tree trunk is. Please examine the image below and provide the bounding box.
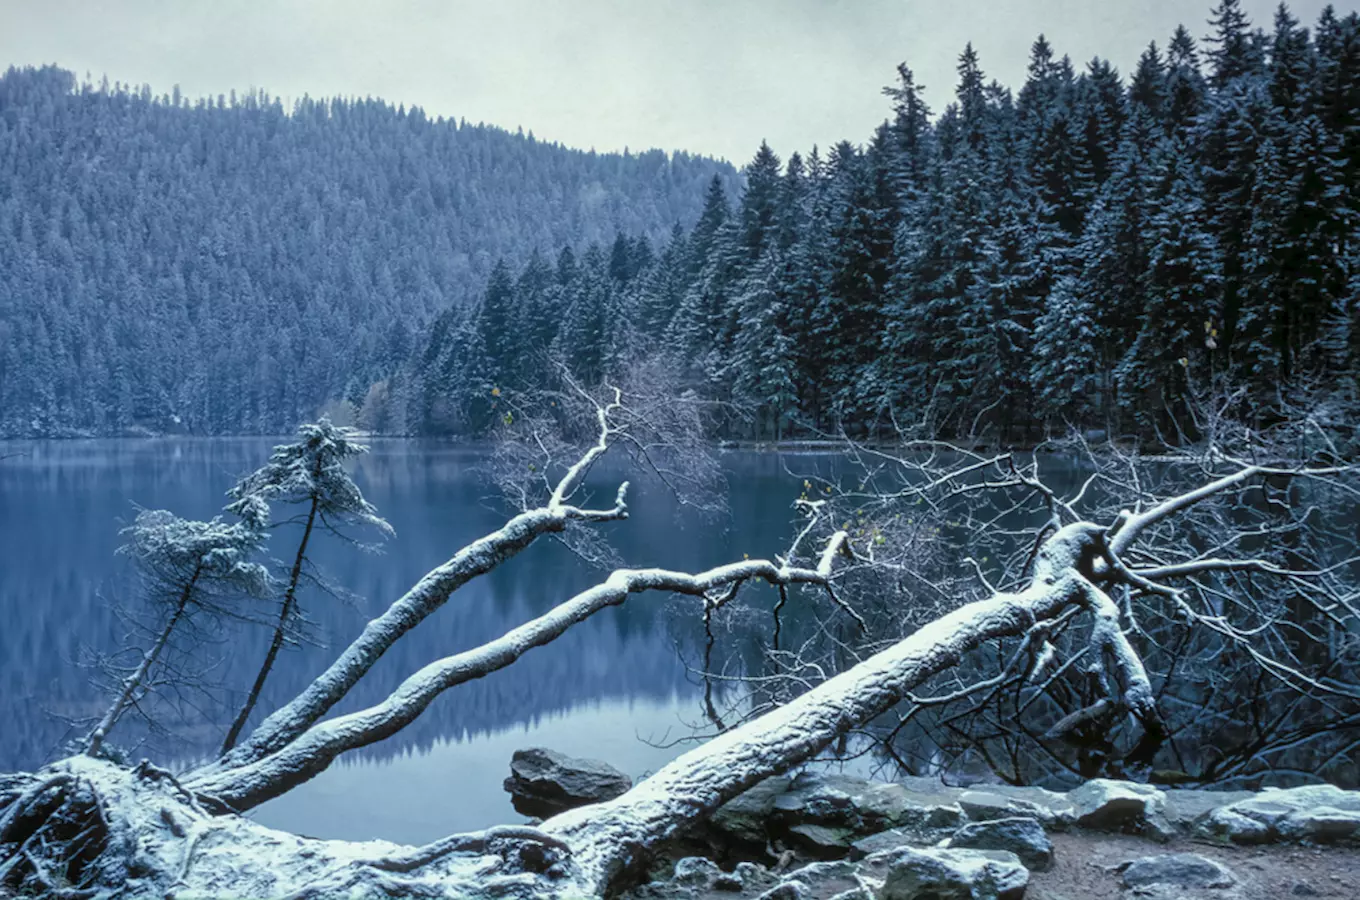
[207,490,628,775]
[207,389,632,775]
[0,522,1137,899]
[189,536,849,811]
[544,522,1130,892]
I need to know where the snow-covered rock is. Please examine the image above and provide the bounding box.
[671,856,724,886]
[946,816,1053,871]
[786,822,858,858]
[1199,784,1360,845]
[1119,852,1237,891]
[772,772,965,836]
[709,776,792,845]
[1068,778,1174,840]
[958,786,1075,830]
[849,828,919,860]
[870,846,1029,900]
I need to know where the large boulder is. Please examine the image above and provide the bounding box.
[869,846,1029,900]
[502,747,631,818]
[958,786,1075,830]
[1198,784,1360,846]
[1068,778,1174,840]
[1161,789,1255,831]
[946,817,1054,871]
[772,773,965,839]
[849,829,919,860]
[709,776,792,846]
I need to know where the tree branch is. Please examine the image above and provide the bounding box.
[190,536,848,811]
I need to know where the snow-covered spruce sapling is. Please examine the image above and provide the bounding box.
[84,507,271,758]
[218,419,392,756]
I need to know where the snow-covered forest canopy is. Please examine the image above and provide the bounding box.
[409,1,1360,444]
[0,65,736,437]
[4,2,1358,444]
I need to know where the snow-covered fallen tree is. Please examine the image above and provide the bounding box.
[2,389,1356,899]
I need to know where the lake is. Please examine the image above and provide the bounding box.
[7,439,1353,846]
[0,438,841,844]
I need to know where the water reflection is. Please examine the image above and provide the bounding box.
[0,438,824,840]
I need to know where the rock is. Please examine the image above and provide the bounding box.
[774,779,858,826]
[1162,789,1255,831]
[755,880,808,900]
[1277,807,1360,843]
[671,857,722,886]
[849,828,918,860]
[734,861,779,892]
[502,747,631,818]
[710,776,791,845]
[711,873,743,892]
[1198,784,1360,845]
[947,817,1054,871]
[958,785,1076,831]
[873,846,1028,900]
[779,861,860,896]
[787,823,857,858]
[1068,778,1173,840]
[773,772,964,839]
[1119,853,1237,891]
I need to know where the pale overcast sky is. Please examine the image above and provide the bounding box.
[0,0,1348,164]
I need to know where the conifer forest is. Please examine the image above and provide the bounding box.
[4,2,1358,444]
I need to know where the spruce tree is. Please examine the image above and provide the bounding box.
[218,421,391,754]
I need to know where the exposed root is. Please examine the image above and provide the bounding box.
[362,824,573,874]
[0,772,108,898]
[1,758,587,899]
[280,824,575,899]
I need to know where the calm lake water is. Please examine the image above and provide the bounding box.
[0,438,839,844]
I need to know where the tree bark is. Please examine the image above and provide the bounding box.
[219,491,320,756]
[545,524,1117,893]
[86,565,201,758]
[189,544,845,812]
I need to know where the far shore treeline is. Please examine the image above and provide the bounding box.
[3,1,1358,444]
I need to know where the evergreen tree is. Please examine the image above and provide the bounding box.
[219,421,391,754]
[86,510,270,758]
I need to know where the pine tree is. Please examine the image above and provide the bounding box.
[1117,139,1220,428]
[1073,57,1126,189]
[219,420,392,754]
[1130,42,1168,122]
[883,63,934,204]
[86,510,270,758]
[1031,275,1101,426]
[1166,27,1209,137]
[1205,0,1262,88]
[739,141,783,261]
[730,249,797,439]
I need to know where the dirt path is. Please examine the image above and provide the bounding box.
[1030,832,1360,899]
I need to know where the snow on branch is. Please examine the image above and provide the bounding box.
[190,534,853,811]
[546,522,1108,892]
[206,399,634,775]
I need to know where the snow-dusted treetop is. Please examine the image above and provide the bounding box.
[119,509,271,604]
[226,418,392,538]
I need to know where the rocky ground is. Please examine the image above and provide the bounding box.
[535,764,1360,900]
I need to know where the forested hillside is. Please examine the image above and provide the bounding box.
[0,66,735,436]
[412,1,1360,443]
